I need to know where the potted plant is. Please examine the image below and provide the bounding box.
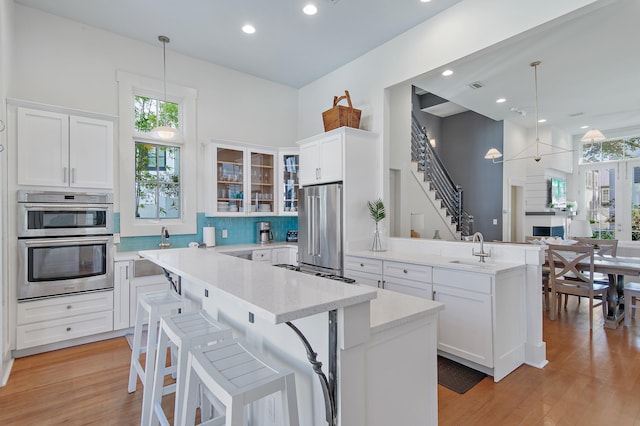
[368,198,386,251]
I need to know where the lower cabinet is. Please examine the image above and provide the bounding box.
[432,282,493,367]
[345,254,526,381]
[16,291,114,350]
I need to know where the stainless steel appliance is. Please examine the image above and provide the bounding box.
[298,182,343,275]
[17,191,114,301]
[256,221,273,244]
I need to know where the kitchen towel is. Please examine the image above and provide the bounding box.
[203,226,216,247]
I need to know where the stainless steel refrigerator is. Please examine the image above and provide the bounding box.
[298,182,343,275]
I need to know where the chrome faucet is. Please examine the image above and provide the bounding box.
[471,232,490,262]
[159,226,171,249]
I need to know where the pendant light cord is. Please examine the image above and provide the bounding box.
[531,61,542,159]
[159,35,169,104]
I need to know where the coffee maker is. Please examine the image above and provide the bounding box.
[256,221,273,244]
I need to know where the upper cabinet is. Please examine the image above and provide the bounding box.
[205,142,276,216]
[278,149,299,215]
[17,106,114,189]
[298,132,343,185]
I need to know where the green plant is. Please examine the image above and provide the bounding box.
[368,199,386,223]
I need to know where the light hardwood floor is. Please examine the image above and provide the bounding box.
[1,297,639,425]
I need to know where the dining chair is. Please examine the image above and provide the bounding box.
[547,243,608,330]
[569,238,618,306]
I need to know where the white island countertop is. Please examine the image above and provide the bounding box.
[138,247,379,324]
[348,248,526,274]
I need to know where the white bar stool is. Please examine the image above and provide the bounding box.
[147,310,232,426]
[624,282,640,326]
[128,290,191,402]
[179,339,299,426]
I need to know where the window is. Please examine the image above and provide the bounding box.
[117,71,197,237]
[135,142,180,219]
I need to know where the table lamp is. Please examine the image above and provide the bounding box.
[569,219,593,238]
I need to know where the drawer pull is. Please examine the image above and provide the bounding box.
[360,263,364,267]
[432,290,436,301]
[66,327,71,332]
[403,269,408,274]
[66,305,72,310]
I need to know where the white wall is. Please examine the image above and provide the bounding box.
[297,0,599,227]
[10,4,300,214]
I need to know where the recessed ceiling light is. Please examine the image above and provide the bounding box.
[580,125,589,129]
[538,119,547,123]
[496,98,506,103]
[421,0,432,3]
[242,24,256,34]
[442,69,453,77]
[303,4,318,15]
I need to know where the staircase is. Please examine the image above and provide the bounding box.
[411,113,474,239]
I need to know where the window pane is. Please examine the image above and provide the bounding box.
[134,95,180,133]
[135,142,180,219]
[584,168,615,239]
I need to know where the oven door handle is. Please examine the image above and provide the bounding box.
[22,203,111,211]
[20,236,113,247]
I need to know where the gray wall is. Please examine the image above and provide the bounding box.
[413,92,504,241]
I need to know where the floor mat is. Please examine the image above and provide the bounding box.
[437,356,487,394]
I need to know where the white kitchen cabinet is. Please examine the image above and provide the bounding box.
[432,282,493,367]
[278,149,299,215]
[271,247,289,265]
[113,260,132,331]
[298,132,343,185]
[432,267,526,381]
[204,142,277,216]
[252,249,272,262]
[17,106,114,189]
[16,291,114,350]
[383,261,433,299]
[344,256,433,296]
[344,256,383,288]
[129,275,170,327]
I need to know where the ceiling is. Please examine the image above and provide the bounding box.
[14,0,463,89]
[411,0,640,137]
[14,0,639,137]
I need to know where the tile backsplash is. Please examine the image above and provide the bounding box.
[116,212,298,252]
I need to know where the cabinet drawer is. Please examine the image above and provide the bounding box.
[252,249,272,262]
[383,261,432,283]
[345,256,383,275]
[17,291,114,325]
[17,310,113,350]
[433,269,492,294]
[344,270,381,288]
[385,281,432,299]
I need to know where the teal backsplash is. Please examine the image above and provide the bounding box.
[115,213,298,252]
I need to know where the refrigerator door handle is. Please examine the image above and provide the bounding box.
[306,194,314,256]
[312,195,320,256]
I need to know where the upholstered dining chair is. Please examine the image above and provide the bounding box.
[547,243,608,330]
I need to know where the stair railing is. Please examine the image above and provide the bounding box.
[411,113,474,237]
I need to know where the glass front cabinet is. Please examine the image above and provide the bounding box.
[205,142,276,216]
[278,150,299,216]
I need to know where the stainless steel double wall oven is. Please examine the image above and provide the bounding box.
[17,191,114,301]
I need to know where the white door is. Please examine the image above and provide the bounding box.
[580,164,617,239]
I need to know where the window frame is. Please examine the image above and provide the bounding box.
[117,70,197,237]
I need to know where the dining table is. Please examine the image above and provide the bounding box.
[590,255,640,328]
[546,251,640,329]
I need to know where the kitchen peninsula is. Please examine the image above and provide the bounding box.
[139,247,444,426]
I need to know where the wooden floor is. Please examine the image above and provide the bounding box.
[1,298,639,425]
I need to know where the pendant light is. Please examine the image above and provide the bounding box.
[149,35,183,142]
[485,61,572,163]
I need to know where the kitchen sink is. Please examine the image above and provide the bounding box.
[448,259,490,268]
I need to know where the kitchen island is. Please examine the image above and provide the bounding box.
[139,247,444,426]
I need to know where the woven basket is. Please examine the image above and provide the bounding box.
[322,90,361,132]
